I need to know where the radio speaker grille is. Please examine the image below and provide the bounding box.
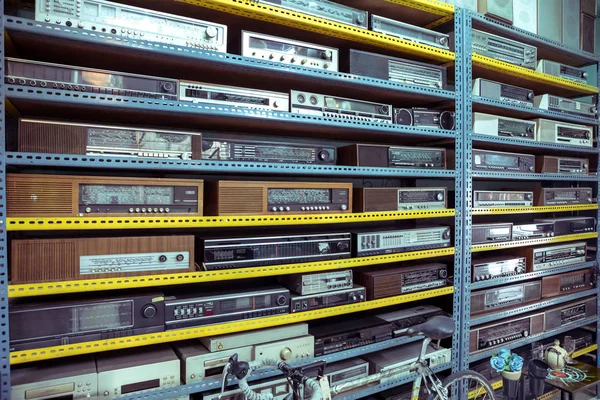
[7,179,73,216]
[216,187,263,215]
[12,239,77,283]
[18,121,87,154]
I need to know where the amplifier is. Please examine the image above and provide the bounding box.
[477,0,513,24]
[202,137,336,164]
[199,323,308,352]
[471,281,542,315]
[290,285,366,312]
[472,222,513,244]
[473,112,536,140]
[472,78,535,107]
[179,81,289,111]
[175,341,253,383]
[535,187,594,206]
[204,378,290,400]
[519,242,587,271]
[11,235,195,283]
[205,180,352,216]
[254,334,314,361]
[9,292,165,351]
[348,49,447,89]
[472,149,535,172]
[354,187,447,212]
[469,312,545,353]
[202,232,351,270]
[544,296,597,330]
[534,94,598,118]
[472,256,527,282]
[325,358,370,387]
[393,108,455,129]
[258,0,367,27]
[241,31,339,71]
[6,58,178,100]
[541,269,595,298]
[279,270,353,295]
[537,155,590,175]
[581,13,596,53]
[377,305,450,337]
[353,226,452,257]
[535,216,596,236]
[290,90,392,123]
[35,0,227,51]
[472,30,537,69]
[371,15,450,49]
[310,315,394,356]
[354,263,448,300]
[534,119,593,147]
[164,286,290,330]
[536,60,588,84]
[6,174,203,217]
[96,346,182,400]
[338,144,446,169]
[473,190,534,207]
[11,356,98,400]
[512,223,555,240]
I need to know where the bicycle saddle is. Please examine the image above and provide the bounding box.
[406,315,454,340]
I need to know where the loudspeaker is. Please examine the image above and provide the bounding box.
[562,0,581,49]
[478,0,514,24]
[581,13,596,53]
[513,0,537,33]
[537,0,562,42]
[581,0,597,16]
[445,0,478,11]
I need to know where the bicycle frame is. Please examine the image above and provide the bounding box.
[407,338,447,400]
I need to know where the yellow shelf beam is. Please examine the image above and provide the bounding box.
[8,247,455,298]
[9,286,454,364]
[6,209,455,231]
[385,0,454,16]
[176,0,455,62]
[472,232,598,253]
[572,344,598,358]
[473,204,598,215]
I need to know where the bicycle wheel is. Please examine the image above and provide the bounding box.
[428,370,497,400]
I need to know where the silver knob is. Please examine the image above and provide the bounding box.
[341,205,347,210]
[205,26,218,39]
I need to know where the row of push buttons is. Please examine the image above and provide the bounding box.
[129,207,170,213]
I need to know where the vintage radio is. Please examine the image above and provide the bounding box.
[471,281,542,315]
[354,187,447,212]
[96,346,183,400]
[179,81,289,111]
[204,378,291,400]
[310,315,394,356]
[477,0,513,24]
[348,49,447,89]
[241,31,339,71]
[535,216,596,236]
[325,358,370,387]
[535,187,594,206]
[473,190,534,207]
[11,235,195,283]
[472,78,535,107]
[469,312,545,353]
[541,269,595,298]
[354,263,448,300]
[472,222,513,244]
[175,341,253,383]
[279,270,353,295]
[536,60,588,84]
[534,119,593,147]
[520,242,587,271]
[512,223,555,240]
[353,226,452,257]
[291,285,366,312]
[377,305,450,337]
[35,0,228,52]
[205,180,352,216]
[6,58,178,100]
[393,108,455,130]
[537,155,589,175]
[202,232,351,270]
[6,174,203,217]
[472,112,536,140]
[9,292,165,351]
[338,144,447,169]
[201,137,336,164]
[472,149,535,172]
[199,323,308,352]
[164,286,290,330]
[256,0,367,27]
[472,30,537,69]
[544,296,597,330]
[581,13,596,53]
[290,90,392,123]
[534,94,598,118]
[472,256,527,282]
[11,356,98,400]
[371,15,450,49]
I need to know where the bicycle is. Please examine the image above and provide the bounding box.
[220,315,497,400]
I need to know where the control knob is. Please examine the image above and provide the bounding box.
[439,269,448,279]
[583,72,588,78]
[436,192,444,201]
[280,347,293,360]
[205,26,218,39]
[592,106,598,114]
[525,193,533,200]
[350,294,357,301]
[340,204,347,211]
[337,242,350,252]
[322,50,332,60]
[356,14,365,24]
[526,126,534,133]
[526,92,534,100]
[161,82,175,93]
[439,37,448,46]
[317,150,330,161]
[276,295,287,306]
[442,229,451,240]
[141,304,158,318]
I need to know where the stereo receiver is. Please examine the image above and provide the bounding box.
[469,312,545,353]
[536,60,588,84]
[354,226,452,257]
[472,149,535,172]
[541,269,595,298]
[339,144,446,169]
[200,323,308,352]
[471,281,542,314]
[473,78,534,107]
[472,256,526,282]
[534,94,598,118]
[254,335,314,361]
[354,187,447,212]
[544,296,597,330]
[291,285,366,312]
[393,108,455,130]
[205,180,352,216]
[512,223,554,240]
[179,81,289,111]
[377,305,450,337]
[519,242,587,271]
[533,119,593,147]
[472,222,513,244]
[535,216,596,236]
[472,29,537,69]
[473,190,534,207]
[371,15,450,49]
[537,155,589,175]
[325,358,370,387]
[473,112,536,140]
[6,174,203,217]
[535,187,593,206]
[258,0,368,28]
[280,270,353,295]
[11,235,195,283]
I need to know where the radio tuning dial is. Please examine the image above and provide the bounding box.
[280,347,293,360]
[439,269,448,279]
[317,150,329,161]
[323,50,332,60]
[340,204,347,211]
[439,37,448,46]
[276,295,287,306]
[161,82,174,93]
[436,193,444,201]
[205,26,218,39]
[526,93,534,100]
[141,304,158,318]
